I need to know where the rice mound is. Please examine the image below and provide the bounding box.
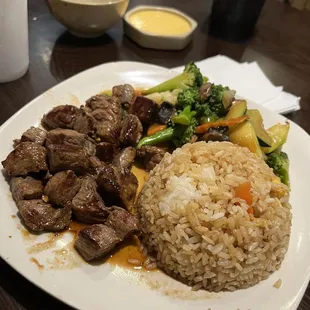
[137,142,292,292]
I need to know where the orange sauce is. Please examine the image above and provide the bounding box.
[131,163,149,198]
[107,235,146,270]
[68,221,89,238]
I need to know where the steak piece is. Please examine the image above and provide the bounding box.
[92,109,121,145]
[10,177,44,202]
[97,165,138,208]
[2,142,48,176]
[44,170,81,206]
[42,105,79,130]
[106,206,139,240]
[71,176,109,223]
[112,84,135,107]
[112,147,136,169]
[45,129,95,156]
[74,224,120,262]
[85,95,122,144]
[74,207,140,262]
[87,156,105,178]
[47,144,90,174]
[120,114,143,146]
[130,96,158,125]
[14,127,47,147]
[73,109,96,135]
[136,145,165,171]
[85,94,120,111]
[18,200,71,232]
[95,142,118,163]
[46,129,95,174]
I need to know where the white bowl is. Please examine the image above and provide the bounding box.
[123,5,197,50]
[47,0,130,38]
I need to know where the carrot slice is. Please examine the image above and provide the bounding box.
[147,124,167,136]
[247,207,254,215]
[195,115,248,134]
[234,182,253,206]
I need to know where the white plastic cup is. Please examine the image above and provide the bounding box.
[0,0,29,83]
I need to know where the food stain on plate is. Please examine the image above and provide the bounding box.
[18,225,36,242]
[47,242,81,270]
[30,257,44,270]
[27,232,66,254]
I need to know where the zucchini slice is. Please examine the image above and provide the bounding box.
[246,109,273,147]
[226,100,247,120]
[229,120,264,159]
[261,122,290,154]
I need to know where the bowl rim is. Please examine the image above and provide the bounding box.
[55,0,128,6]
[123,5,198,39]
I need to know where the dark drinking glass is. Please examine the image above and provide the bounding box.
[209,0,266,42]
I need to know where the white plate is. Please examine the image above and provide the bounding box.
[1,61,310,310]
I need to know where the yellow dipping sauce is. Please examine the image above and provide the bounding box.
[129,9,192,36]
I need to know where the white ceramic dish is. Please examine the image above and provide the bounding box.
[123,6,197,50]
[47,0,129,38]
[1,61,310,310]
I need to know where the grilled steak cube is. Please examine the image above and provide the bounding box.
[47,144,90,174]
[97,165,138,208]
[46,129,95,156]
[44,170,81,206]
[106,206,139,240]
[112,84,135,107]
[85,94,122,144]
[14,126,47,147]
[74,224,120,261]
[87,156,105,178]
[89,156,103,169]
[130,96,158,125]
[2,142,48,176]
[73,109,96,135]
[85,94,121,112]
[136,145,165,171]
[18,200,71,232]
[91,108,121,145]
[42,105,79,130]
[95,142,118,163]
[45,129,95,174]
[71,176,109,224]
[120,114,143,146]
[10,177,44,202]
[112,147,136,169]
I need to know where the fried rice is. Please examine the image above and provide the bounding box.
[137,141,292,292]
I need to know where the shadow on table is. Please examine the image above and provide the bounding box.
[0,258,72,310]
[50,31,119,82]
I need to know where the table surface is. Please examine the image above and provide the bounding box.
[0,0,310,309]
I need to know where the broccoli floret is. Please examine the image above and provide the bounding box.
[172,106,197,126]
[194,100,219,124]
[266,151,290,186]
[143,62,203,95]
[207,84,236,116]
[184,62,204,88]
[203,76,209,83]
[177,88,200,109]
[173,118,198,147]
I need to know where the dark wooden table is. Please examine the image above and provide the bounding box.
[0,0,309,309]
